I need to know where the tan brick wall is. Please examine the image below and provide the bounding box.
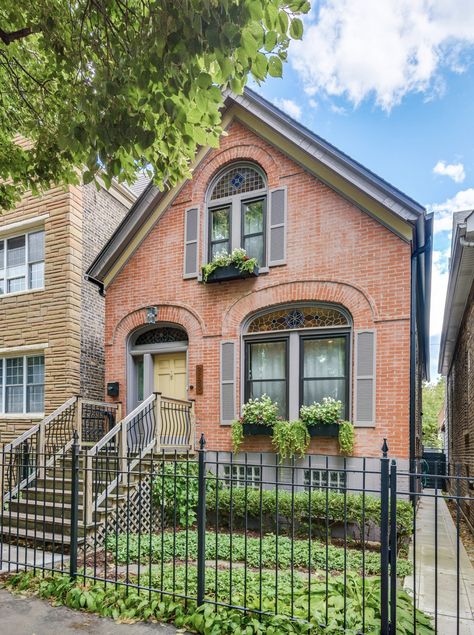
[104,120,412,458]
[0,184,83,444]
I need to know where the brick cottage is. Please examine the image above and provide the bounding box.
[87,89,432,483]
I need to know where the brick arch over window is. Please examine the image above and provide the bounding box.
[190,142,280,201]
[107,304,204,347]
[221,280,379,338]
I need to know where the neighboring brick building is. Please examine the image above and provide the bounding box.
[87,89,432,476]
[439,210,474,526]
[0,175,141,445]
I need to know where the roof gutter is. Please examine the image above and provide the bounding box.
[85,273,105,297]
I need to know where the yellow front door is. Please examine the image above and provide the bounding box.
[153,352,187,400]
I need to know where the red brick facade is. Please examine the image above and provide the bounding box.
[104,121,412,458]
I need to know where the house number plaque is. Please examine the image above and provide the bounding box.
[196,364,204,395]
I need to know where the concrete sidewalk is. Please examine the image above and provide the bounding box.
[0,587,180,634]
[404,490,474,634]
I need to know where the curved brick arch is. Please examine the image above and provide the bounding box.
[107,303,204,347]
[190,140,280,201]
[221,279,379,338]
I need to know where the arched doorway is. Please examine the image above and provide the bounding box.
[128,324,188,409]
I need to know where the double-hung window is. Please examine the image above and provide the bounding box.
[0,230,45,296]
[0,354,45,414]
[207,164,267,266]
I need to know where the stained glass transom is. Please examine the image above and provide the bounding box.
[135,327,188,345]
[247,306,348,333]
[210,165,265,201]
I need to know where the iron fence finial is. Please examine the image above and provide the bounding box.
[199,433,206,450]
[382,438,389,457]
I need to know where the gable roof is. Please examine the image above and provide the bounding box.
[87,87,424,288]
[438,209,474,375]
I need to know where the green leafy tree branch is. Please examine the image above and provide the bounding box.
[0,0,310,209]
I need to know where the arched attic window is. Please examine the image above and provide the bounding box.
[207,163,267,265]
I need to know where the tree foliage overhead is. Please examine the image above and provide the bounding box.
[0,1,310,209]
[422,378,445,448]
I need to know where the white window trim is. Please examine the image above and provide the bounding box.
[0,214,48,239]
[0,353,45,416]
[0,228,45,298]
[204,163,268,269]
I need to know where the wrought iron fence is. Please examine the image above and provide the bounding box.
[0,438,472,634]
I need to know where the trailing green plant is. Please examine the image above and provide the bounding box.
[300,397,342,426]
[231,419,244,454]
[201,247,258,282]
[338,420,355,455]
[272,419,309,460]
[5,568,433,634]
[207,486,414,537]
[106,530,412,576]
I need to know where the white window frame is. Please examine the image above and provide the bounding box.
[223,464,262,489]
[0,354,45,415]
[0,228,45,297]
[204,163,268,269]
[303,468,346,493]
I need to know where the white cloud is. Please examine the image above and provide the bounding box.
[273,98,302,121]
[433,160,465,183]
[428,187,474,233]
[290,0,474,110]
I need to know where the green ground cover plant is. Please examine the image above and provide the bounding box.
[105,530,412,576]
[4,568,433,634]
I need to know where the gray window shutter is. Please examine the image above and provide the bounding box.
[354,331,376,427]
[268,187,287,266]
[221,341,235,424]
[183,207,199,278]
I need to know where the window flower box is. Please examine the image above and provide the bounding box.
[201,248,259,283]
[205,263,259,283]
[242,423,272,436]
[307,423,340,437]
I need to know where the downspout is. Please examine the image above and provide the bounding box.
[410,223,431,502]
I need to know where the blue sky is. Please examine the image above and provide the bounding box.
[251,0,474,380]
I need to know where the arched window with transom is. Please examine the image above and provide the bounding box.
[206,163,267,265]
[243,304,352,420]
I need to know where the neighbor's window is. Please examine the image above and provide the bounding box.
[0,354,45,414]
[223,464,261,488]
[304,469,346,493]
[0,230,45,296]
[207,163,267,265]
